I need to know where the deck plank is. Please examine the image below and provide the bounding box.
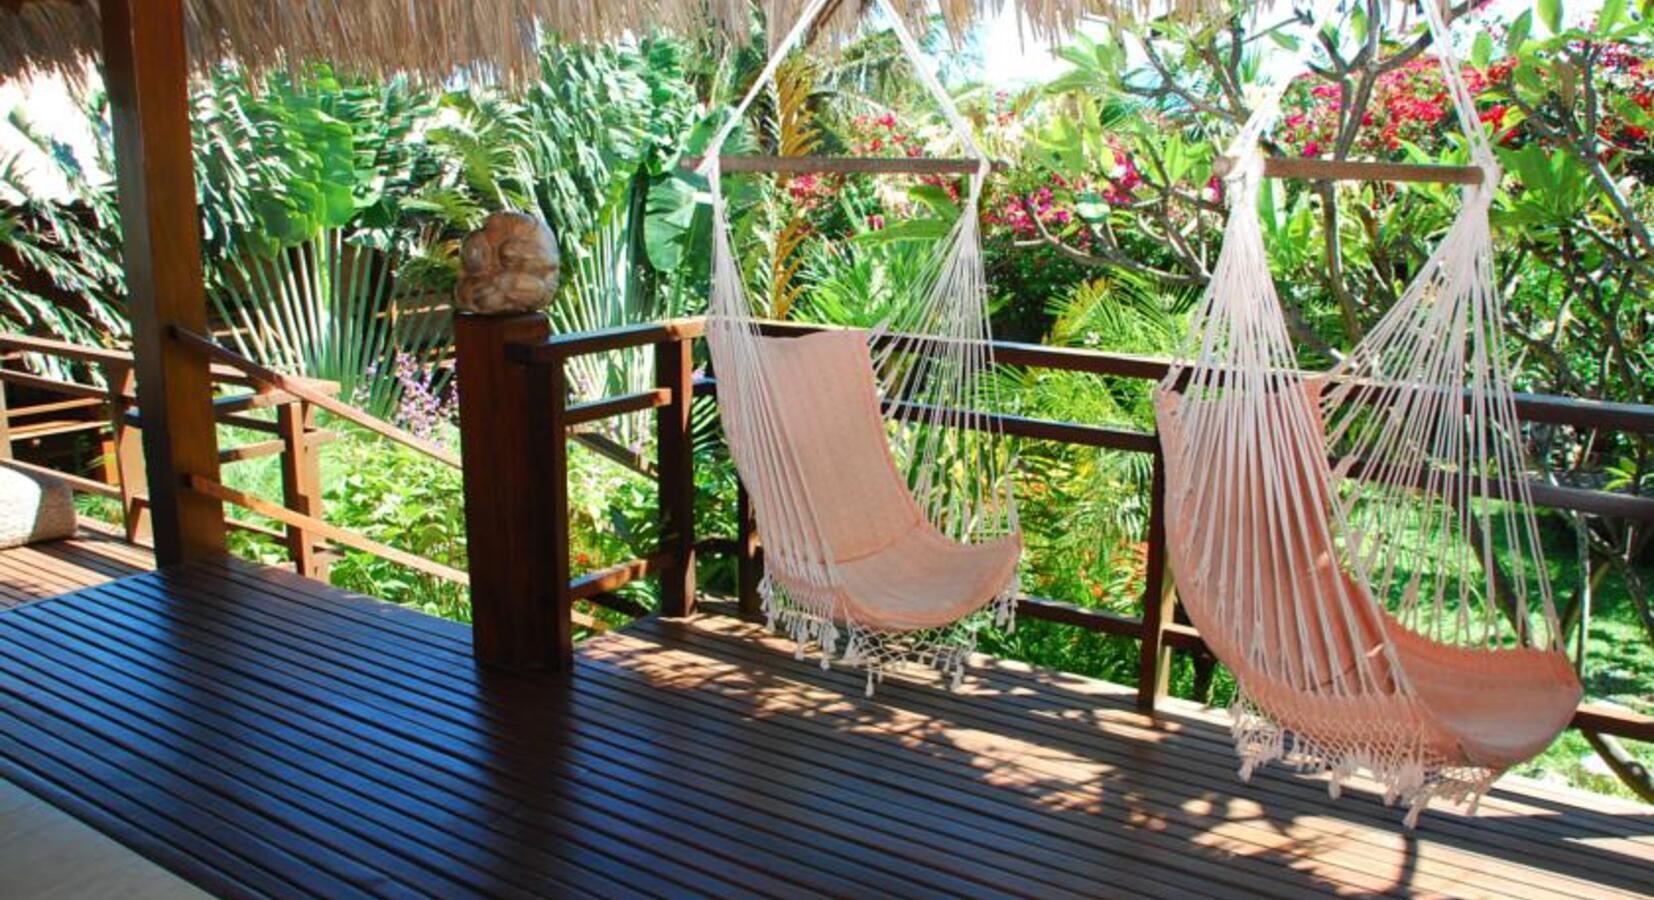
[0,521,154,608]
[0,561,1649,899]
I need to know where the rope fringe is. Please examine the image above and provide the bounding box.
[761,572,1019,695]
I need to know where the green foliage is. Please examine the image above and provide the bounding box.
[0,100,127,365]
[323,426,469,619]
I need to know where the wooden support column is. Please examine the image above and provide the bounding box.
[277,400,325,580]
[0,377,11,461]
[656,337,696,618]
[736,483,762,618]
[107,363,150,544]
[454,312,570,671]
[102,0,225,564]
[1136,451,1174,714]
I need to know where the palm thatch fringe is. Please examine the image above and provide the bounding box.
[0,0,1225,87]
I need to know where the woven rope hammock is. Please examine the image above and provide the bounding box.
[1155,0,1581,826]
[702,0,1021,696]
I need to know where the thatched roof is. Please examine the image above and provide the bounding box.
[0,0,1187,86]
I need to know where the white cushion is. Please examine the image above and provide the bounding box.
[0,463,77,549]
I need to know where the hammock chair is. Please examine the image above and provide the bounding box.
[1155,0,1581,826]
[701,0,1021,695]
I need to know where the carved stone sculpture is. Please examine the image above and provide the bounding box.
[455,211,560,315]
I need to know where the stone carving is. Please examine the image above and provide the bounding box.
[455,211,560,315]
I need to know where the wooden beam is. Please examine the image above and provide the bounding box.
[188,474,468,585]
[1135,452,1174,714]
[0,374,10,460]
[218,439,284,464]
[736,483,762,618]
[510,318,706,364]
[583,591,651,619]
[0,333,134,367]
[101,0,225,564]
[565,388,671,428]
[568,552,675,603]
[683,155,1001,176]
[1573,703,1654,744]
[1,458,127,501]
[656,337,696,617]
[277,401,326,580]
[107,363,150,543]
[1212,156,1487,186]
[0,370,113,401]
[6,397,108,418]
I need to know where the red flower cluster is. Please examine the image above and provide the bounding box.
[782,172,835,209]
[849,111,924,157]
[987,184,1073,238]
[1278,43,1654,158]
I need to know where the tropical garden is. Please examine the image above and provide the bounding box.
[1,0,1649,799]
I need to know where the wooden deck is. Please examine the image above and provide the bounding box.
[0,520,153,608]
[0,559,1649,899]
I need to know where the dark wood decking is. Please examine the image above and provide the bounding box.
[0,520,153,608]
[1,560,1649,899]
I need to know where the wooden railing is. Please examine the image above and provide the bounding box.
[0,331,545,621]
[455,314,699,668]
[457,313,1654,756]
[161,327,617,625]
[0,332,333,563]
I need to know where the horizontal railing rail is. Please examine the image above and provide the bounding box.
[173,326,461,469]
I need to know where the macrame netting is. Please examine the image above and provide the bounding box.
[703,0,1021,695]
[1155,0,1581,826]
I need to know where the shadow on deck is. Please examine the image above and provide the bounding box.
[0,560,1649,898]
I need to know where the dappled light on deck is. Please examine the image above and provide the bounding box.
[1,561,1650,896]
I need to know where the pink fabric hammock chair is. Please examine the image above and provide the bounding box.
[1155,0,1581,826]
[700,0,1022,694]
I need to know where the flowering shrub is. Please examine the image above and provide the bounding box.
[388,352,460,446]
[1273,39,1654,162]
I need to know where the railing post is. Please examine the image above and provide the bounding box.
[107,363,151,544]
[656,336,696,618]
[536,347,575,665]
[0,375,11,461]
[1136,450,1173,714]
[277,398,325,580]
[454,312,571,671]
[737,483,762,618]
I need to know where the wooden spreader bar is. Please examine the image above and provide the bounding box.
[682,155,1004,175]
[1214,155,1487,185]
